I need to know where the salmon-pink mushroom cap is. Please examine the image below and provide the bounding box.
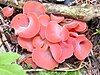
[45,21,62,43]
[74,21,88,33]
[10,14,29,35]
[39,14,50,26]
[49,43,62,63]
[24,57,37,69]
[11,13,40,38]
[65,36,78,50]
[50,14,64,23]
[74,35,93,60]
[2,6,14,17]
[32,36,44,48]
[17,37,34,52]
[64,20,79,31]
[23,1,46,16]
[39,25,46,39]
[61,26,69,41]
[59,42,74,63]
[39,14,50,39]
[18,13,40,38]
[32,47,58,70]
[69,32,78,38]
[64,20,87,33]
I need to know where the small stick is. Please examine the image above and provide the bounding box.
[25,61,85,72]
[0,1,100,21]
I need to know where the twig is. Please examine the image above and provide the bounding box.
[25,61,85,72]
[0,1,100,21]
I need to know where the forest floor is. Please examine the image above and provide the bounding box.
[0,0,100,75]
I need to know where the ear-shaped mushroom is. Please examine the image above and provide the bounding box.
[18,13,40,38]
[64,20,78,31]
[11,13,40,38]
[32,36,44,48]
[49,43,62,63]
[39,25,46,39]
[64,20,87,33]
[61,26,69,41]
[74,21,88,33]
[39,14,50,26]
[17,37,34,52]
[45,21,62,43]
[65,36,77,50]
[24,57,37,69]
[39,14,50,39]
[74,35,93,60]
[59,42,74,63]
[23,1,46,16]
[10,14,29,35]
[2,6,14,17]
[50,14,64,23]
[32,47,58,70]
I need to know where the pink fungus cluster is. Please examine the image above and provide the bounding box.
[9,1,93,70]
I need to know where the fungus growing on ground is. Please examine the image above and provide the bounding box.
[2,6,14,17]
[24,57,37,69]
[50,14,64,23]
[11,14,29,35]
[45,21,62,43]
[32,47,58,70]
[74,35,93,60]
[17,37,34,52]
[62,20,87,33]
[32,36,44,48]
[10,1,93,70]
[18,13,40,38]
[39,14,50,39]
[11,13,40,38]
[59,42,74,63]
[23,1,46,16]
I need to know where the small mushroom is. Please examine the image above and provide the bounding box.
[11,13,40,38]
[74,21,88,33]
[64,20,87,33]
[59,42,74,63]
[2,6,14,17]
[45,21,69,43]
[39,14,50,39]
[74,35,93,60]
[39,25,46,39]
[10,14,29,35]
[64,20,79,31]
[32,47,58,70]
[49,42,74,63]
[32,36,44,48]
[39,14,50,26]
[50,14,64,23]
[49,43,62,63]
[24,57,37,69]
[18,13,40,38]
[17,37,34,52]
[61,26,69,41]
[45,21,62,43]
[23,1,46,16]
[64,36,77,50]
